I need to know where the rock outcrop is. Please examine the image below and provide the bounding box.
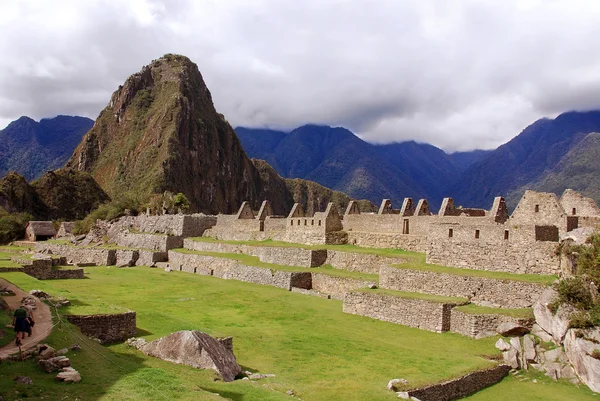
[130,330,241,382]
[533,288,576,343]
[564,328,600,392]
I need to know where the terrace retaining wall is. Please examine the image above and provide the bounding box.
[343,291,464,332]
[113,232,183,251]
[449,309,535,339]
[167,251,312,291]
[379,265,547,308]
[34,243,116,266]
[65,311,137,344]
[346,232,427,252]
[406,364,510,401]
[311,274,376,300]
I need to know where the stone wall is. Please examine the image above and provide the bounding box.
[406,364,510,401]
[560,189,600,217]
[343,291,462,332]
[346,232,428,252]
[167,251,312,291]
[115,250,139,267]
[18,259,85,280]
[136,250,168,267]
[311,274,376,300]
[379,265,547,308]
[183,239,326,268]
[113,232,183,251]
[35,243,117,266]
[426,224,560,275]
[449,309,535,339]
[325,251,400,274]
[50,268,85,279]
[65,311,137,344]
[116,214,217,237]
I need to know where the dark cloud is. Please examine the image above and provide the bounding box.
[2,0,600,151]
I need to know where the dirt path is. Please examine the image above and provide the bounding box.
[0,278,53,359]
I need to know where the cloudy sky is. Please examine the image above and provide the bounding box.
[2,0,600,151]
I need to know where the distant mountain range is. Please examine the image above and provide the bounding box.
[235,125,489,208]
[3,103,600,211]
[450,110,600,208]
[0,115,94,181]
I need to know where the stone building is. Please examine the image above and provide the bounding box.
[25,221,57,241]
[57,222,75,238]
[203,189,600,276]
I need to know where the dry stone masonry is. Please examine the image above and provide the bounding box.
[65,311,137,344]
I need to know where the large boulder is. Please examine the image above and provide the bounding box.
[497,322,530,337]
[137,330,241,382]
[533,288,576,343]
[564,328,600,393]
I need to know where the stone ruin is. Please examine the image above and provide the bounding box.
[27,188,600,394]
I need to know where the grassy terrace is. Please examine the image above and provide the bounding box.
[390,253,557,285]
[0,248,24,268]
[1,268,594,401]
[190,237,557,285]
[172,248,378,282]
[188,236,413,258]
[454,304,535,319]
[354,288,468,304]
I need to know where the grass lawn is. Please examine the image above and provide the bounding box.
[1,267,498,401]
[0,300,16,348]
[172,248,379,282]
[454,304,535,319]
[0,267,591,401]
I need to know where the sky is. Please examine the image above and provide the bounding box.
[2,0,600,152]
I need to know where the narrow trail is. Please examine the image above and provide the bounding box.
[0,278,53,359]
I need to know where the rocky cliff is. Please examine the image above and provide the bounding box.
[66,54,364,215]
[67,54,287,214]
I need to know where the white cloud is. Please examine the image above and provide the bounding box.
[2,0,600,151]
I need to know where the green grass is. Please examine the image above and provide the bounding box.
[189,237,413,258]
[390,253,557,285]
[464,369,598,401]
[454,304,535,319]
[172,249,379,282]
[0,303,15,348]
[355,288,468,304]
[0,267,501,401]
[0,248,25,268]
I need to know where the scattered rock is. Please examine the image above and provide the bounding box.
[56,367,81,383]
[497,322,530,337]
[523,335,537,363]
[29,290,50,299]
[137,330,241,382]
[387,378,408,391]
[126,337,148,349]
[248,373,276,380]
[39,356,71,373]
[368,284,377,289]
[286,390,294,396]
[503,348,520,369]
[70,344,82,352]
[37,345,56,360]
[543,347,568,364]
[495,338,511,352]
[13,376,33,385]
[397,392,410,399]
[56,348,69,355]
[509,337,521,352]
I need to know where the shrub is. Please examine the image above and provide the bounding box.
[555,277,594,310]
[0,213,33,244]
[591,349,600,360]
[569,311,594,329]
[173,193,191,213]
[74,194,142,234]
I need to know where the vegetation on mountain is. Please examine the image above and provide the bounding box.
[0,115,93,180]
[451,111,600,208]
[237,125,487,208]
